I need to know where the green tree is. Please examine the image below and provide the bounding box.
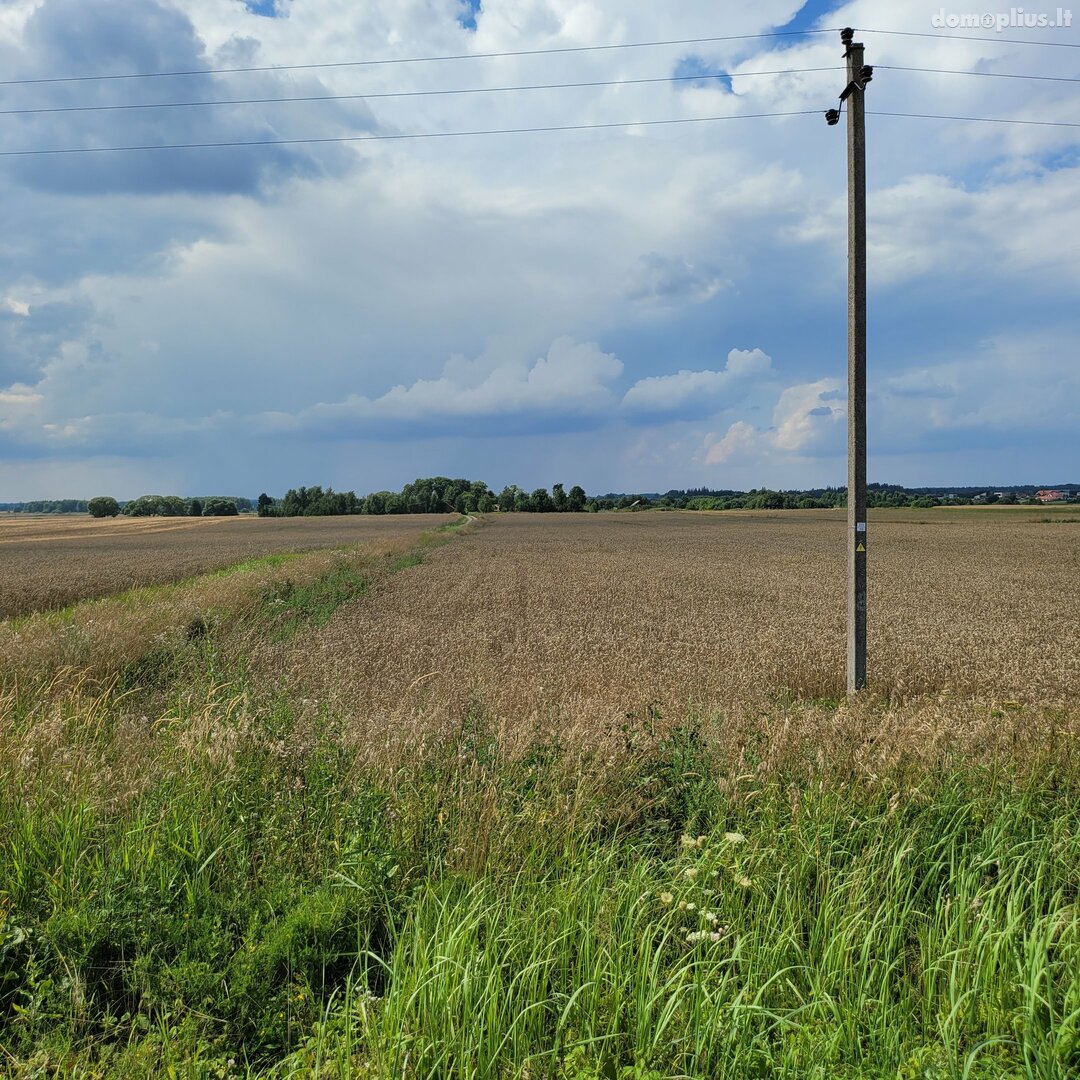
[203,498,239,516]
[527,488,554,513]
[87,496,120,518]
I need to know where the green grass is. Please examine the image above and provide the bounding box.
[260,560,369,640]
[3,691,1078,1077]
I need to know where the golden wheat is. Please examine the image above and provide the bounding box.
[270,509,1080,773]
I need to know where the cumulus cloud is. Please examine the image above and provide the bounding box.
[1,0,374,197]
[257,337,624,438]
[621,347,772,416]
[703,420,758,465]
[703,377,844,465]
[772,378,844,453]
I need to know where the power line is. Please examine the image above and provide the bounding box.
[868,110,1080,128]
[2,24,1077,91]
[0,29,838,87]
[0,112,823,156]
[0,67,845,117]
[2,63,1072,120]
[1,108,1076,158]
[880,64,1080,83]
[857,27,1080,47]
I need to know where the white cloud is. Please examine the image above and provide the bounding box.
[258,336,623,436]
[702,377,844,465]
[621,347,771,414]
[0,384,42,408]
[772,378,844,453]
[703,420,759,465]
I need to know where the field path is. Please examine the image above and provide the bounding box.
[0,514,452,619]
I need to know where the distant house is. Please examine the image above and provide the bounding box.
[1035,489,1067,503]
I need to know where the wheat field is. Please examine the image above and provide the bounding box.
[286,509,1080,725]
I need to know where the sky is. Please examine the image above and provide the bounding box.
[0,0,1077,499]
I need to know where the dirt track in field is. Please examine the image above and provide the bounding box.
[0,514,450,619]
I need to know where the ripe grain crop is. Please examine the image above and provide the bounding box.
[0,513,449,619]
[288,509,1080,737]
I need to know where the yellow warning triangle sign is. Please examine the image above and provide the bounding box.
[856,542,866,553]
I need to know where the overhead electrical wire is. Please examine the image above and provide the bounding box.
[880,64,1080,83]
[1,64,1073,121]
[0,66,846,116]
[0,28,838,86]
[2,61,1071,122]
[869,110,1080,128]
[1,109,1076,159]
[4,24,1076,89]
[0,112,824,155]
[1,23,1075,157]
[855,27,1080,48]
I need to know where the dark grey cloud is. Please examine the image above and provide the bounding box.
[0,297,93,384]
[1,0,374,197]
[2,188,230,284]
[625,252,727,306]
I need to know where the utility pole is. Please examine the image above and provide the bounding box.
[826,29,872,694]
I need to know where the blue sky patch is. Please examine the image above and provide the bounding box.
[673,55,732,93]
[243,0,280,18]
[772,0,846,38]
[458,0,481,31]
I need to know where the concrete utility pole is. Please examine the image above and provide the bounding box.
[826,28,872,694]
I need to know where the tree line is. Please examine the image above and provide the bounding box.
[258,479,596,516]
[1,499,90,514]
[85,495,254,518]
[7,480,1073,521]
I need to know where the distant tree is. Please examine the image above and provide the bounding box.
[203,498,239,516]
[189,499,203,517]
[162,495,189,516]
[363,491,390,515]
[123,495,166,517]
[87,496,120,518]
[527,488,554,513]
